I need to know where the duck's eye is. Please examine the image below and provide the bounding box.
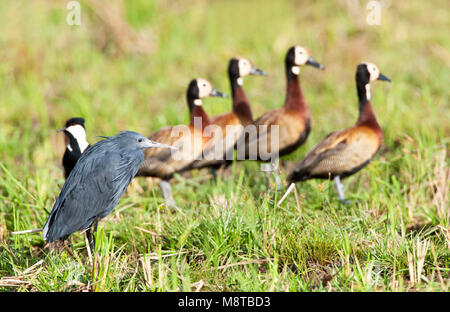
[138,138,143,143]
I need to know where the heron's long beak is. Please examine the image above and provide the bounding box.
[378,73,391,82]
[306,56,325,70]
[147,140,178,150]
[250,67,267,76]
[210,88,228,98]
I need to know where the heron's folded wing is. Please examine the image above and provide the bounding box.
[43,142,140,241]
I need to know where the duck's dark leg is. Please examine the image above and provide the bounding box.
[261,158,283,191]
[260,163,273,189]
[333,176,350,204]
[272,157,283,191]
[209,168,217,181]
[160,180,176,207]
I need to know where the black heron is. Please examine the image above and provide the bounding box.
[43,131,176,250]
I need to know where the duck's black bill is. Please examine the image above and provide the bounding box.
[250,67,267,76]
[56,127,66,133]
[210,88,228,98]
[306,56,325,69]
[378,73,391,82]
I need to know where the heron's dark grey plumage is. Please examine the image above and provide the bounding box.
[43,131,173,243]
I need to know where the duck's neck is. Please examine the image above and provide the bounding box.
[188,98,210,131]
[65,132,82,155]
[65,125,89,153]
[284,66,308,114]
[230,76,253,123]
[356,82,382,132]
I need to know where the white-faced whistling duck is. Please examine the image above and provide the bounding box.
[244,46,324,188]
[286,62,391,203]
[57,117,90,179]
[188,57,266,177]
[136,78,227,206]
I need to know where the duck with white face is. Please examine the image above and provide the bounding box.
[242,45,324,189]
[136,78,227,207]
[287,62,391,204]
[188,56,266,174]
[57,117,90,179]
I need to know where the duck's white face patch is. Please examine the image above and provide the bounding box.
[196,78,213,98]
[364,62,380,82]
[294,46,310,66]
[237,77,243,86]
[193,99,203,106]
[238,58,252,77]
[66,124,89,152]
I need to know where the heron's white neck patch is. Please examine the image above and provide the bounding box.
[291,66,300,75]
[194,99,202,106]
[66,124,89,152]
[365,84,371,101]
[237,77,243,86]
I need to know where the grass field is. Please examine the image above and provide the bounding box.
[0,0,449,292]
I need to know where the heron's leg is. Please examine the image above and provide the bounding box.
[333,176,350,205]
[159,180,176,207]
[92,220,98,236]
[84,230,93,262]
[86,220,98,253]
